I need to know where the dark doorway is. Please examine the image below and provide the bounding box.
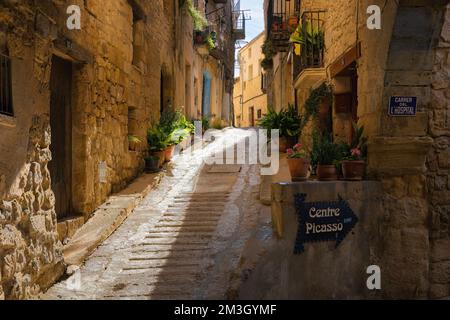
[49,56,73,220]
[249,106,255,127]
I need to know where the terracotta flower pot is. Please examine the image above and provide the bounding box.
[288,16,299,30]
[287,158,310,182]
[342,160,366,181]
[165,145,175,162]
[317,165,338,181]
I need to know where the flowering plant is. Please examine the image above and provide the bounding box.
[344,148,364,161]
[287,143,308,159]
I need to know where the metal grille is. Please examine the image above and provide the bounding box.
[293,10,326,80]
[0,52,13,116]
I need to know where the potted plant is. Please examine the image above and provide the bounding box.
[258,105,306,153]
[311,132,339,181]
[280,105,304,151]
[287,143,310,181]
[342,123,368,180]
[288,16,299,30]
[147,126,167,168]
[144,155,161,173]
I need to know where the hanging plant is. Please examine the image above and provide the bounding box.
[261,39,275,70]
[261,57,273,70]
[180,0,208,31]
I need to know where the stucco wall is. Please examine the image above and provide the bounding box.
[235,33,268,127]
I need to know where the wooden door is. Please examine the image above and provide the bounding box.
[49,56,73,220]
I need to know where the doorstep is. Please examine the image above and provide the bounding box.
[259,153,291,205]
[63,171,164,267]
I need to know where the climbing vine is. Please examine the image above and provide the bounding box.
[304,82,333,120]
[179,0,208,31]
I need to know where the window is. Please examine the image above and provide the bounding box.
[248,47,252,59]
[129,0,145,67]
[257,109,262,119]
[248,64,253,81]
[0,47,13,117]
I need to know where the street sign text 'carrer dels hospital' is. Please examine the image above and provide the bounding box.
[294,194,359,254]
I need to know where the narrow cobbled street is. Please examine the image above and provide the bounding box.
[44,129,270,300]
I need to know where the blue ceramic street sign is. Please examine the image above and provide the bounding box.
[389,96,417,116]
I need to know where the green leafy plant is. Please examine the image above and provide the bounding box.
[304,82,332,119]
[350,122,368,157]
[147,126,169,152]
[128,135,142,144]
[290,20,325,52]
[341,123,368,161]
[258,106,283,137]
[258,105,306,139]
[181,0,208,31]
[201,116,210,131]
[310,131,341,166]
[207,35,215,50]
[261,39,275,70]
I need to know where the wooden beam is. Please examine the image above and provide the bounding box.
[329,42,361,78]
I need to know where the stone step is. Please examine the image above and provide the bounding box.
[162,212,223,217]
[167,205,226,211]
[137,238,210,245]
[152,225,217,231]
[144,232,213,239]
[126,258,201,269]
[132,244,209,252]
[158,217,220,223]
[130,251,205,260]
[121,265,199,275]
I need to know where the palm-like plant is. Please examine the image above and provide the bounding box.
[258,105,306,139]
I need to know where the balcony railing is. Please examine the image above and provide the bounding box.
[233,10,247,40]
[267,0,300,52]
[293,10,325,80]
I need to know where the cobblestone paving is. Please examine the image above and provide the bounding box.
[43,129,267,300]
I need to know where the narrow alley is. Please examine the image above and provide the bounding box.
[43,129,270,300]
[1,0,450,305]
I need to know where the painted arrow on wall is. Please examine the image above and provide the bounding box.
[294,194,359,254]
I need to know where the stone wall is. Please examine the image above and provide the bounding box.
[0,0,238,300]
[0,115,64,300]
[265,0,449,299]
[0,0,171,299]
[428,3,450,299]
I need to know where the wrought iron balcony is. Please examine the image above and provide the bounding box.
[267,0,300,52]
[292,10,326,80]
[232,10,247,40]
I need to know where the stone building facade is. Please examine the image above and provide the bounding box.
[234,32,268,127]
[0,0,241,300]
[263,0,450,298]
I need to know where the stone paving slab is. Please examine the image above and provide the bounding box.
[63,172,163,266]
